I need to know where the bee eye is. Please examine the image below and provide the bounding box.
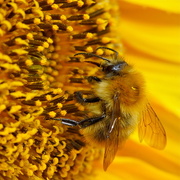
[112,64,122,71]
[103,65,113,73]
[103,62,127,74]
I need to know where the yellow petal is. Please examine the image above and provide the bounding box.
[119,1,180,64]
[122,0,180,13]
[108,157,180,180]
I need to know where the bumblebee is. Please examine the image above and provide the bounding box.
[52,47,166,170]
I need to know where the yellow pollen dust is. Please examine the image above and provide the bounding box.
[26,33,33,40]
[47,38,53,44]
[96,49,104,56]
[52,25,59,31]
[86,32,93,39]
[60,110,67,116]
[47,0,54,5]
[57,103,63,108]
[83,14,90,20]
[67,26,73,32]
[45,15,52,21]
[86,46,93,53]
[53,88,62,94]
[77,0,84,7]
[46,95,52,101]
[51,4,59,10]
[34,18,41,24]
[25,59,33,66]
[37,46,44,52]
[40,59,47,65]
[60,15,67,21]
[35,100,42,107]
[49,111,56,118]
[41,74,47,81]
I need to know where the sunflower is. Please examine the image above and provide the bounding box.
[0,0,120,179]
[0,0,180,180]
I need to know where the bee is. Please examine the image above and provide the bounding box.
[52,47,167,171]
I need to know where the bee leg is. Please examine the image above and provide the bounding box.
[87,76,101,83]
[78,114,106,128]
[48,118,79,127]
[75,91,100,103]
[48,114,105,128]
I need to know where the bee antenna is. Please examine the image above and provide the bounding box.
[85,61,101,67]
[96,47,118,59]
[74,53,111,63]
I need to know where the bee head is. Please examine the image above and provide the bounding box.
[102,61,129,76]
[74,47,131,77]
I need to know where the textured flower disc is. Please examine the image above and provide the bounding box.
[0,0,122,179]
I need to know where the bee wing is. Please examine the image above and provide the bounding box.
[138,103,167,149]
[103,125,120,171]
[103,92,122,171]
